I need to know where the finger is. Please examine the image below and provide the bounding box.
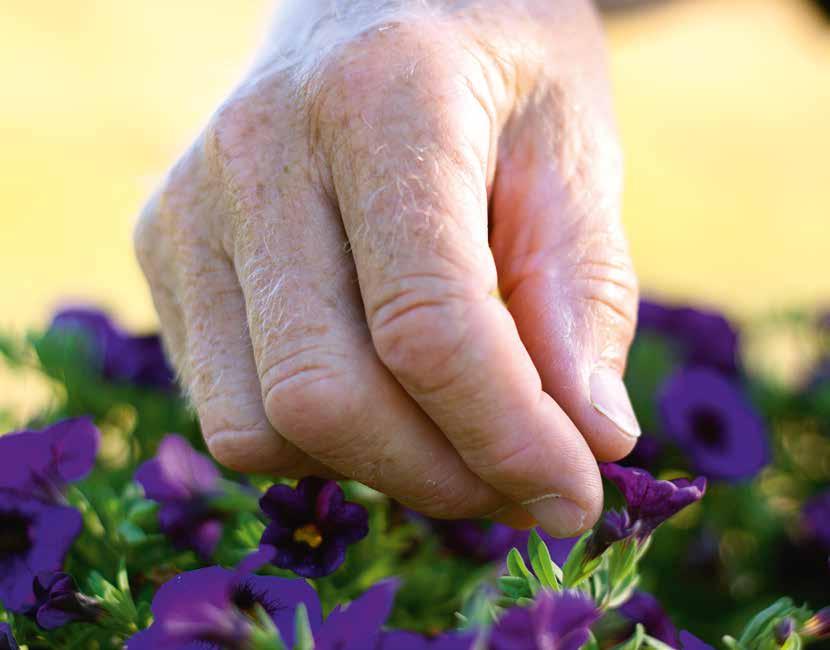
[322,39,603,536]
[491,82,640,463]
[207,102,504,518]
[143,154,328,477]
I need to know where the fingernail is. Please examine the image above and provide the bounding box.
[590,367,641,439]
[523,495,587,538]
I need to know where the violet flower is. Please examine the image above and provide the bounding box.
[135,434,224,560]
[489,591,600,650]
[0,419,98,613]
[622,435,664,471]
[259,478,368,578]
[377,630,475,649]
[679,631,715,650]
[0,623,18,650]
[50,307,174,390]
[314,579,399,650]
[802,490,830,550]
[638,299,740,375]
[127,564,321,650]
[659,367,768,481]
[804,607,830,638]
[619,591,679,647]
[30,571,103,630]
[585,510,640,560]
[600,463,706,539]
[775,618,795,645]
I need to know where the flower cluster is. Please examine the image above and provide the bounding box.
[0,300,826,650]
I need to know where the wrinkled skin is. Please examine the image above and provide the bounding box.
[134,0,640,537]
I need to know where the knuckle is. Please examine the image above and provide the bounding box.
[367,281,475,394]
[260,343,356,440]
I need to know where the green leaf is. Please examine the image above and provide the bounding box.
[527,530,561,591]
[562,532,602,588]
[614,623,646,650]
[498,576,533,600]
[738,598,794,647]
[506,548,539,595]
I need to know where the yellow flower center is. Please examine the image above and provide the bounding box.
[293,523,323,549]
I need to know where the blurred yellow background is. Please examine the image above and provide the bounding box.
[0,0,828,332]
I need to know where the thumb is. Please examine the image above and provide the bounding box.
[491,91,640,462]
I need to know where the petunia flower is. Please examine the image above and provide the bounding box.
[127,563,321,650]
[600,463,706,540]
[259,478,369,578]
[488,591,600,650]
[0,419,98,613]
[50,307,174,390]
[585,510,640,560]
[804,607,830,638]
[802,490,830,551]
[638,299,740,375]
[659,367,769,481]
[619,591,679,647]
[30,571,104,630]
[0,492,82,613]
[774,617,796,645]
[0,623,19,650]
[313,579,399,650]
[0,418,100,500]
[377,630,475,649]
[135,434,224,560]
[679,630,715,650]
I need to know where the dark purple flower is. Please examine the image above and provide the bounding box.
[50,307,174,390]
[0,418,99,499]
[586,510,640,560]
[600,463,706,539]
[0,623,18,650]
[679,631,715,650]
[489,591,600,650]
[804,607,830,638]
[620,591,679,647]
[803,490,830,550]
[31,571,104,629]
[659,367,768,481]
[0,492,82,613]
[135,435,223,559]
[127,564,321,650]
[638,300,740,375]
[259,478,368,578]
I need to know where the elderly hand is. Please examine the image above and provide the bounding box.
[134,0,639,537]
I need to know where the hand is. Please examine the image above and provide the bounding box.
[134,0,639,537]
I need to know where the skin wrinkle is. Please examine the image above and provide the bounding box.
[134,0,640,529]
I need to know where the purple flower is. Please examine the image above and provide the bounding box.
[489,591,600,650]
[803,490,830,550]
[135,435,223,559]
[638,300,740,375]
[619,591,679,647]
[0,419,97,613]
[314,580,399,650]
[127,564,321,650]
[0,492,82,613]
[259,478,368,578]
[30,571,103,629]
[600,463,706,539]
[679,631,715,650]
[775,617,795,645]
[659,367,768,481]
[804,607,830,638]
[50,307,174,390]
[0,418,99,500]
[586,510,640,560]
